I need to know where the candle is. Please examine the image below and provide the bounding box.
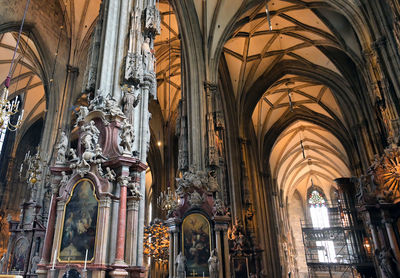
[203,272,205,278]
[52,248,57,269]
[84,249,88,270]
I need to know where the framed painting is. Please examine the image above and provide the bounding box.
[58,179,99,262]
[182,213,211,278]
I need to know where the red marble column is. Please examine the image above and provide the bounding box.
[39,192,57,263]
[115,183,128,264]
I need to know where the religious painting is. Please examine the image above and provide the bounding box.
[182,213,211,277]
[59,179,98,262]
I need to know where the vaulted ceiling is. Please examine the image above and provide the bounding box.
[219,0,360,199]
[155,1,181,123]
[269,121,350,201]
[0,32,45,129]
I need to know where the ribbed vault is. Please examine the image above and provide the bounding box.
[0,32,45,128]
[155,1,181,123]
[270,120,350,200]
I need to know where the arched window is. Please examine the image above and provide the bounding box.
[308,189,336,263]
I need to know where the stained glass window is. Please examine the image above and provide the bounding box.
[308,190,325,206]
[308,189,336,262]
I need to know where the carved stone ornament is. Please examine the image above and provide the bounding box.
[120,119,135,156]
[122,84,141,124]
[213,198,227,216]
[55,131,68,165]
[145,5,161,34]
[81,120,100,151]
[75,106,89,125]
[366,146,400,203]
[125,52,143,86]
[103,95,125,118]
[128,180,142,201]
[89,90,105,110]
[188,191,203,207]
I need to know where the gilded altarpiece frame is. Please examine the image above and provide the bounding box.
[58,178,99,262]
[182,213,211,277]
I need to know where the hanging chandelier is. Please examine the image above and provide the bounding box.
[157,187,179,214]
[0,0,30,131]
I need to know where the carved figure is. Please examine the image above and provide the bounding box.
[175,252,186,278]
[81,121,100,151]
[56,132,68,164]
[69,148,78,161]
[120,119,135,155]
[60,171,69,188]
[104,96,125,117]
[188,191,203,207]
[76,106,89,123]
[105,167,116,181]
[30,255,40,273]
[208,249,219,278]
[208,171,220,193]
[214,198,226,216]
[142,37,155,73]
[89,92,104,110]
[122,85,141,124]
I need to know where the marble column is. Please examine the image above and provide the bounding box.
[214,227,223,278]
[38,184,59,264]
[111,175,130,278]
[126,197,140,265]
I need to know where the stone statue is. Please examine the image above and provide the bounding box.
[104,95,125,117]
[69,148,78,161]
[122,85,141,124]
[208,249,219,278]
[120,119,135,155]
[142,37,155,73]
[76,106,89,123]
[89,92,104,110]
[81,120,100,151]
[30,254,40,273]
[104,167,116,181]
[56,131,68,164]
[214,198,226,216]
[60,171,69,188]
[208,170,220,193]
[175,252,186,278]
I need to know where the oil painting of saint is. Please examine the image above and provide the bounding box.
[182,213,211,277]
[59,179,98,262]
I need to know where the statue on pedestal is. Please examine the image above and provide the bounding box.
[122,85,141,124]
[56,132,68,164]
[175,252,186,278]
[120,119,135,155]
[208,249,219,278]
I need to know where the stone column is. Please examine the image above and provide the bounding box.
[126,197,140,265]
[166,218,180,278]
[214,216,231,278]
[94,197,112,269]
[38,180,59,265]
[111,174,130,278]
[222,228,231,278]
[168,230,173,278]
[382,212,400,262]
[214,226,223,278]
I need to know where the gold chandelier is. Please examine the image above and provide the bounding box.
[157,187,179,213]
[143,219,169,262]
[0,87,23,131]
